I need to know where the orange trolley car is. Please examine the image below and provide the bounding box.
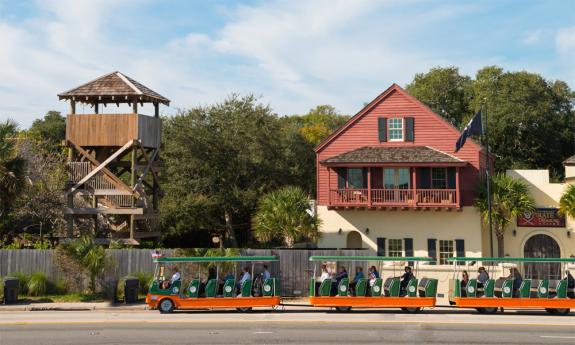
[448,257,575,315]
[146,256,280,313]
[308,256,438,313]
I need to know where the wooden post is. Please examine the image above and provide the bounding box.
[94,102,99,114]
[92,195,98,235]
[70,101,76,115]
[367,167,372,206]
[132,102,138,114]
[455,167,460,206]
[411,167,417,207]
[154,103,159,117]
[130,146,136,240]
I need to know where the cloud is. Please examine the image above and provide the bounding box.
[556,26,575,56]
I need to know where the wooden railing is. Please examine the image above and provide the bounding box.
[329,188,457,207]
[68,162,133,208]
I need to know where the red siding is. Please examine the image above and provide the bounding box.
[316,86,483,207]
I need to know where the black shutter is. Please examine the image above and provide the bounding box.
[405,117,414,142]
[427,238,437,265]
[404,238,414,266]
[336,168,346,189]
[377,237,386,256]
[455,239,465,258]
[447,168,456,189]
[378,117,387,142]
[362,168,368,188]
[418,168,431,189]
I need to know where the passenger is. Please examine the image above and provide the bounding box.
[332,267,348,296]
[477,267,489,288]
[315,264,331,296]
[237,266,252,292]
[566,270,574,289]
[223,272,234,281]
[199,267,216,297]
[400,266,414,295]
[161,266,180,289]
[368,266,380,291]
[349,267,364,295]
[501,268,523,297]
[461,270,469,288]
[262,265,271,280]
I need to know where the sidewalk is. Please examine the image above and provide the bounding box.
[0,301,148,312]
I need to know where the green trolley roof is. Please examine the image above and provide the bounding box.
[154,256,278,263]
[309,256,434,262]
[447,257,575,263]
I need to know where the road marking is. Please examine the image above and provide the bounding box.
[254,331,273,334]
[540,336,575,339]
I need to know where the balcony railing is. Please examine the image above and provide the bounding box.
[329,188,458,208]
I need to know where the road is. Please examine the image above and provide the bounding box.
[0,308,574,345]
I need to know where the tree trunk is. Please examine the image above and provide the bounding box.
[497,235,505,257]
[224,209,238,248]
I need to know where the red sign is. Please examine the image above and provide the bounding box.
[517,208,565,228]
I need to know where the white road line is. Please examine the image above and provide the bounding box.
[254,331,273,334]
[540,336,575,339]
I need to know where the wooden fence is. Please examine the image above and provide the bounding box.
[0,249,367,296]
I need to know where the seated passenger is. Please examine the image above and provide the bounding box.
[236,266,252,292]
[477,267,489,288]
[349,267,364,295]
[566,269,574,289]
[332,267,348,296]
[400,266,414,295]
[262,265,271,280]
[315,264,331,296]
[199,267,216,297]
[461,270,469,288]
[161,267,180,289]
[367,266,380,294]
[501,268,523,297]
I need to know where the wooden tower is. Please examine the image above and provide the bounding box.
[58,71,169,244]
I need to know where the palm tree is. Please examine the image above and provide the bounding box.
[252,186,320,248]
[559,184,575,220]
[0,120,26,217]
[61,236,113,294]
[475,173,535,257]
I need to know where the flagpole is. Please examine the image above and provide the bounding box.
[482,103,494,257]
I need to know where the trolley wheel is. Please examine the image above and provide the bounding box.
[480,307,498,314]
[335,306,352,312]
[401,307,421,313]
[545,308,557,315]
[475,308,485,313]
[158,298,175,314]
[553,308,570,316]
[237,307,252,312]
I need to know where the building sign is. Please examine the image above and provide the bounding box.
[517,208,565,228]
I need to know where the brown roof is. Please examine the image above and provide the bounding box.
[58,71,170,105]
[564,154,575,166]
[321,146,466,165]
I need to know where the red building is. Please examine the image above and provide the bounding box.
[316,83,487,211]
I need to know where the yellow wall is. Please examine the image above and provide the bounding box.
[505,169,575,258]
[317,206,484,257]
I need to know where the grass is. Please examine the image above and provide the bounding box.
[19,292,107,303]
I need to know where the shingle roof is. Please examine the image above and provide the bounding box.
[58,71,170,105]
[564,154,575,166]
[321,146,466,165]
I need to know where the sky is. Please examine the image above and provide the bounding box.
[0,0,574,128]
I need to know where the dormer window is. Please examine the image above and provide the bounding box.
[388,118,404,141]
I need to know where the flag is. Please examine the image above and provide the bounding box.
[455,110,483,152]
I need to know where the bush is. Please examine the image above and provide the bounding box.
[11,273,29,295]
[116,278,126,301]
[47,279,68,295]
[0,277,4,300]
[133,272,153,295]
[27,272,48,296]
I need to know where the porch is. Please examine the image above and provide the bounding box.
[328,187,457,208]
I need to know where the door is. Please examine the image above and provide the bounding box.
[523,234,561,279]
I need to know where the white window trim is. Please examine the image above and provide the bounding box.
[388,117,404,142]
[387,238,404,257]
[437,239,455,265]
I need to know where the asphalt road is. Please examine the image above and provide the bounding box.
[0,308,573,345]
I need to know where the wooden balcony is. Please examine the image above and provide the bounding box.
[328,188,458,209]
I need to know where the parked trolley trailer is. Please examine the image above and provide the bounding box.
[308,256,438,313]
[448,257,575,315]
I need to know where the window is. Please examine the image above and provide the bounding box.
[383,168,410,189]
[387,118,404,141]
[438,240,454,265]
[431,168,447,189]
[347,168,364,189]
[388,239,403,257]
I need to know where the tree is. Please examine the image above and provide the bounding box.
[285,105,350,145]
[559,184,575,220]
[27,111,66,151]
[475,174,535,257]
[252,186,320,248]
[0,120,26,223]
[406,66,473,127]
[161,95,287,247]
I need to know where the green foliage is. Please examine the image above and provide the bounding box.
[33,240,51,249]
[27,272,48,296]
[285,105,349,145]
[2,242,21,249]
[475,174,535,256]
[132,272,153,295]
[559,184,575,219]
[0,120,26,220]
[252,186,320,248]
[10,272,29,295]
[27,111,66,151]
[406,67,473,126]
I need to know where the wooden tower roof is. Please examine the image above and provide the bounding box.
[58,71,170,106]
